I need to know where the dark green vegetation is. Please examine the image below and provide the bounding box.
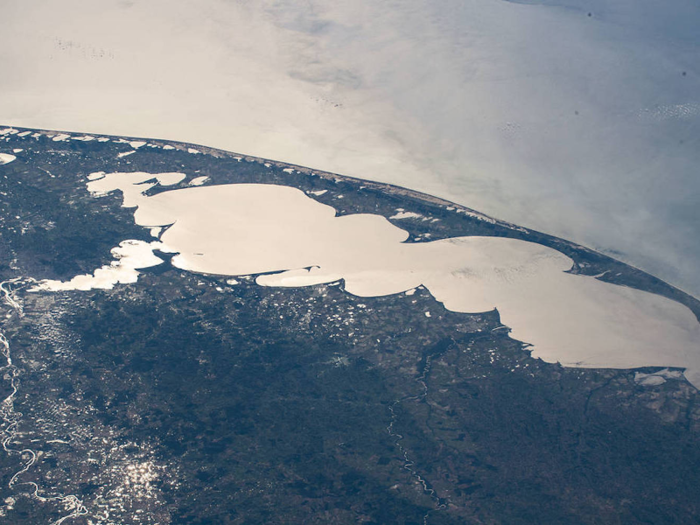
[1,128,699,524]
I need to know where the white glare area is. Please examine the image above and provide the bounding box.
[188,176,210,186]
[87,171,186,207]
[121,461,158,497]
[634,369,684,386]
[390,211,424,220]
[0,153,16,165]
[31,240,168,291]
[49,173,700,387]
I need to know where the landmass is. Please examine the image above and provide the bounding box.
[1,126,699,524]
